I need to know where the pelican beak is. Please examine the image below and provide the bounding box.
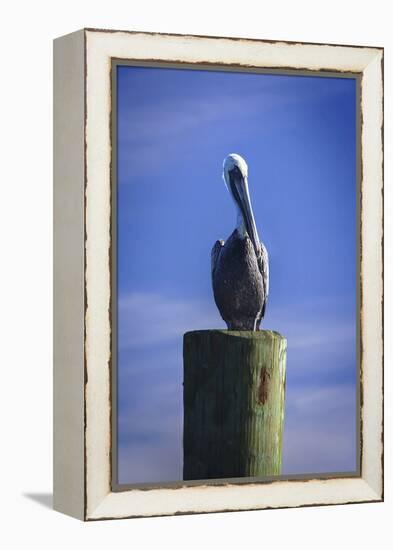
[227,166,260,255]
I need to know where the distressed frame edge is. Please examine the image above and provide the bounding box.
[81,29,383,521]
[359,48,384,499]
[87,480,381,521]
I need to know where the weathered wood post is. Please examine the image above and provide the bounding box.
[183,330,286,480]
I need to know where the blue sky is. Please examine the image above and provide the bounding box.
[116,65,357,484]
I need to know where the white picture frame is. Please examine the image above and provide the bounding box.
[53,28,383,520]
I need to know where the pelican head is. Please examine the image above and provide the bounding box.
[222,153,260,254]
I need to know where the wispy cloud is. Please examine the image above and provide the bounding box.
[118,377,181,443]
[119,91,283,146]
[289,384,355,413]
[117,350,183,484]
[119,74,353,150]
[265,298,356,376]
[280,320,354,351]
[118,71,355,182]
[119,292,355,351]
[283,383,357,474]
[118,291,223,350]
[118,438,182,484]
[117,86,303,182]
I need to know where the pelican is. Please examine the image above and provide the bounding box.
[211,154,269,331]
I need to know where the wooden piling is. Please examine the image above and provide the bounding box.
[183,330,287,480]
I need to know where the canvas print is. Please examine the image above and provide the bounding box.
[114,63,358,486]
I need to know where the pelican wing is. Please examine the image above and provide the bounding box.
[258,242,269,319]
[211,240,224,276]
